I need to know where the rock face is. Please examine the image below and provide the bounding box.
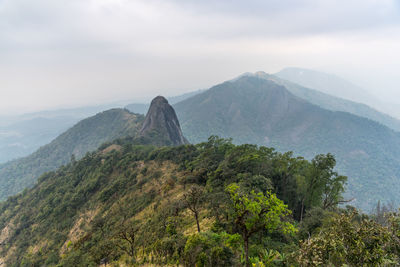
[140,96,188,145]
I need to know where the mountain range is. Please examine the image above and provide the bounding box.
[1,70,400,211]
[0,92,380,265]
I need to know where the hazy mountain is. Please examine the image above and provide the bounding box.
[168,89,206,104]
[0,109,144,200]
[174,76,400,210]
[123,103,149,115]
[0,104,125,164]
[275,67,377,106]
[243,71,400,132]
[0,117,78,163]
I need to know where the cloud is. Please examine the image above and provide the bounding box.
[0,0,400,114]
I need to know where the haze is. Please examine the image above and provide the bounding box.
[1,0,400,115]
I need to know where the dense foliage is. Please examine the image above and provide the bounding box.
[0,136,373,266]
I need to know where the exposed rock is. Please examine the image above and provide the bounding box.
[139,96,188,145]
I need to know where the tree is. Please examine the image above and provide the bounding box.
[183,185,205,233]
[299,154,347,220]
[114,222,139,260]
[226,183,296,266]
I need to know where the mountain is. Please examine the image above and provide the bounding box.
[245,71,400,132]
[138,96,188,146]
[174,76,400,210]
[0,109,144,200]
[275,67,377,105]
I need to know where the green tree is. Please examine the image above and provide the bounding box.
[226,183,296,266]
[299,154,347,220]
[182,185,205,233]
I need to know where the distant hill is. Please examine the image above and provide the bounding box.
[244,71,400,132]
[123,103,149,115]
[174,76,400,210]
[0,104,125,163]
[0,109,144,200]
[0,116,77,163]
[275,67,377,105]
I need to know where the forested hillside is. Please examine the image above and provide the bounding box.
[0,109,144,200]
[174,76,400,210]
[1,137,399,266]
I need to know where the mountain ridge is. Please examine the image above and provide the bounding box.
[240,71,400,132]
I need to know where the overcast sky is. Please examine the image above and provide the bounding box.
[1,0,400,114]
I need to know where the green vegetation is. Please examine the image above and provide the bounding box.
[226,183,295,265]
[3,136,393,266]
[174,76,400,210]
[0,109,144,201]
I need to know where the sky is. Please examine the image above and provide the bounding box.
[1,0,400,115]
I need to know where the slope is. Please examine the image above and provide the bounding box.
[0,109,144,200]
[174,76,400,210]
[250,71,400,132]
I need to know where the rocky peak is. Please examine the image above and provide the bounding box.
[139,96,188,145]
